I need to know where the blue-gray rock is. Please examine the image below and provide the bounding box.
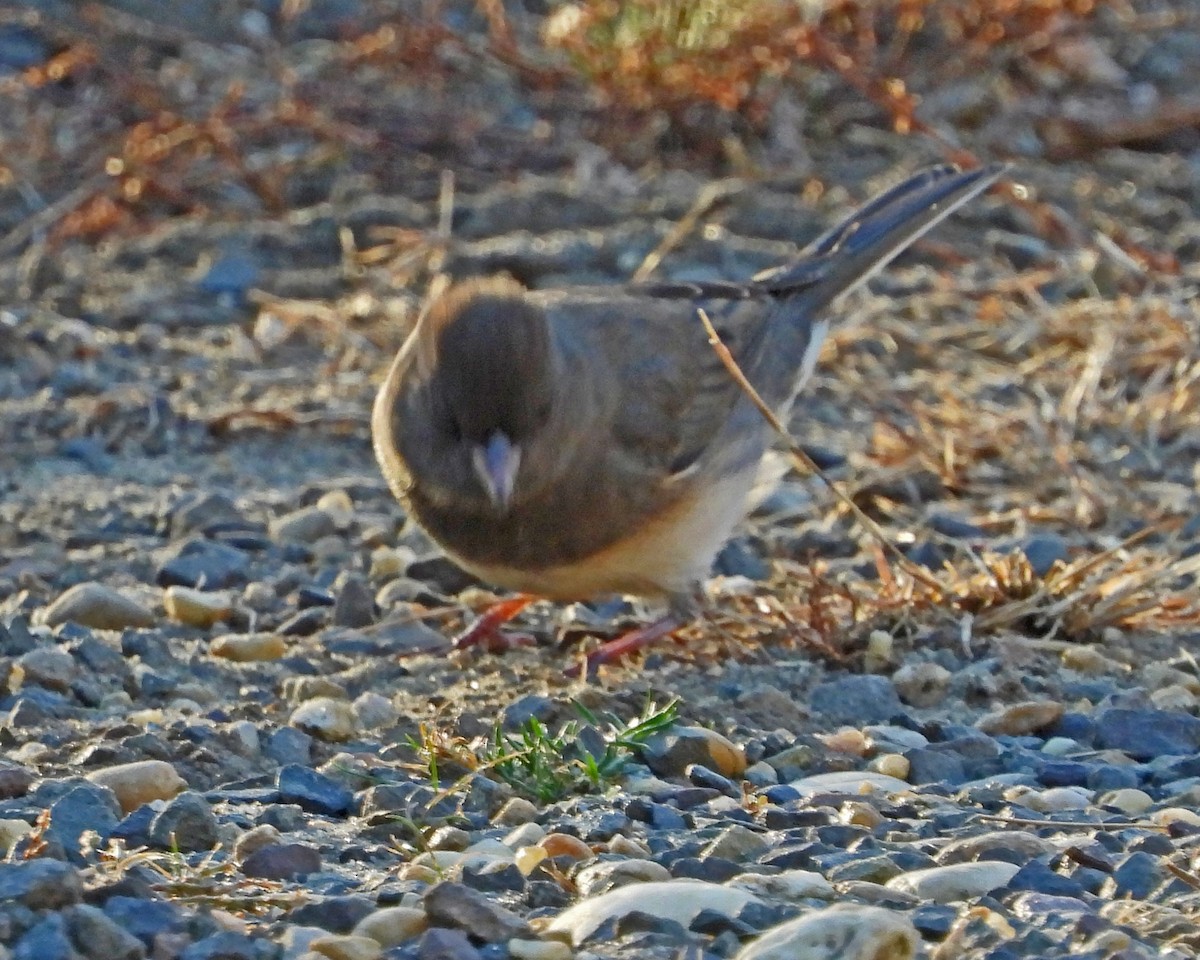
[178,931,268,960]
[1037,761,1091,787]
[148,791,219,851]
[1021,534,1070,576]
[0,858,83,909]
[103,896,185,946]
[110,803,158,847]
[1086,765,1140,791]
[406,555,478,595]
[48,783,122,860]
[1108,851,1165,900]
[64,903,146,960]
[197,252,260,297]
[809,675,902,725]
[0,25,49,71]
[242,842,322,880]
[13,914,76,960]
[502,694,556,729]
[287,894,375,933]
[462,860,527,893]
[276,764,354,815]
[0,616,38,655]
[332,575,376,628]
[713,537,771,580]
[264,726,312,766]
[423,881,533,942]
[905,748,966,786]
[1095,709,1200,760]
[1006,860,1086,898]
[156,538,250,589]
[418,927,483,960]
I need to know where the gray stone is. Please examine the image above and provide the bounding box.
[1096,709,1200,760]
[423,881,534,942]
[156,538,249,589]
[264,726,313,766]
[418,927,483,960]
[48,783,122,860]
[809,675,903,725]
[14,913,79,960]
[42,583,154,630]
[64,903,146,960]
[241,842,321,880]
[0,859,83,909]
[178,931,267,960]
[276,764,354,815]
[102,896,185,946]
[332,575,376,627]
[148,791,219,851]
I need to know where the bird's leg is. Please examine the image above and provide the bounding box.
[452,594,535,652]
[566,587,704,677]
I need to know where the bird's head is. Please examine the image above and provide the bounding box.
[374,277,558,514]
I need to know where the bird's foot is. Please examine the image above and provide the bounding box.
[452,595,535,653]
[564,613,681,678]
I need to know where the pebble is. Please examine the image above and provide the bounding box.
[163,586,233,627]
[148,790,219,851]
[790,771,911,796]
[277,764,355,815]
[546,880,760,945]
[539,833,593,862]
[270,505,340,544]
[574,858,671,895]
[809,675,903,725]
[0,859,82,909]
[507,939,572,960]
[86,760,187,814]
[891,662,952,707]
[209,632,287,661]
[639,726,747,779]
[1095,708,1200,759]
[333,575,376,627]
[352,691,398,730]
[423,882,533,942]
[415,927,481,960]
[886,861,1021,902]
[308,935,383,960]
[352,907,427,947]
[976,700,1064,736]
[290,697,358,742]
[13,646,76,691]
[735,904,919,960]
[156,538,249,589]
[41,582,155,630]
[731,870,834,902]
[1021,533,1070,575]
[64,903,146,960]
[1021,786,1093,812]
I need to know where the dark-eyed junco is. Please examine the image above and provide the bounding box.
[373,163,1005,670]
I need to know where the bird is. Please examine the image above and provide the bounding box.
[372,163,1006,673]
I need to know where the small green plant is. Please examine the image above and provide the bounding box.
[482,696,680,804]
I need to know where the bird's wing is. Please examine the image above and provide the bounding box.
[534,288,772,484]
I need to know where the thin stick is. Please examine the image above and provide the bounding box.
[697,307,945,592]
[632,181,740,283]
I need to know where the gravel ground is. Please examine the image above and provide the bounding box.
[2,2,1200,959]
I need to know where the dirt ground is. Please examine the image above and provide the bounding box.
[1,0,1199,741]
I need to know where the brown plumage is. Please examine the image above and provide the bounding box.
[373,163,1006,663]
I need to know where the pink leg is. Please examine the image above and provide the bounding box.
[564,613,682,678]
[452,595,535,652]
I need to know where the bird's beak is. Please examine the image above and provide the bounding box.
[472,432,521,512]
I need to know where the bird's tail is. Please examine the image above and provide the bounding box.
[749,162,1006,415]
[754,162,1007,313]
